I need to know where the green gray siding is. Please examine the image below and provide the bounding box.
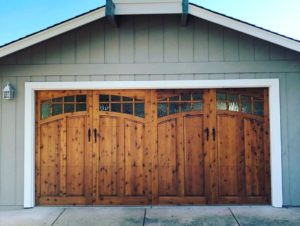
[0,15,300,206]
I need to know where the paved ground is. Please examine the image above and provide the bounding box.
[0,206,299,226]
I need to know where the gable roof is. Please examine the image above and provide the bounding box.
[0,1,300,58]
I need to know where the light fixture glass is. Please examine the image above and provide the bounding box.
[2,83,15,100]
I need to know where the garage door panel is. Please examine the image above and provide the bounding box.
[40,120,62,196]
[244,119,266,197]
[184,115,205,196]
[217,115,240,197]
[98,116,118,196]
[66,116,86,196]
[158,119,178,196]
[124,119,145,196]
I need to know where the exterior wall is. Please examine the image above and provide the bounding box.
[0,15,300,206]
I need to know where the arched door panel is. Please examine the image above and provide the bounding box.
[155,90,207,204]
[36,91,93,205]
[92,90,151,205]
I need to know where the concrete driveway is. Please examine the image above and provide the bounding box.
[0,206,299,226]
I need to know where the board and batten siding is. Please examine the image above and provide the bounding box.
[0,15,300,206]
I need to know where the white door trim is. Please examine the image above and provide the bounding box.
[24,79,282,208]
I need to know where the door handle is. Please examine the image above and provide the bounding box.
[212,128,216,141]
[88,128,91,142]
[94,128,97,142]
[204,128,209,141]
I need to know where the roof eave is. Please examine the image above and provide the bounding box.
[0,7,106,58]
[0,2,300,59]
[189,4,300,53]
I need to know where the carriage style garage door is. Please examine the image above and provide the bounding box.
[36,89,270,205]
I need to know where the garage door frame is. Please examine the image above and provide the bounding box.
[24,79,282,208]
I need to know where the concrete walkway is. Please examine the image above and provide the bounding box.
[0,206,299,226]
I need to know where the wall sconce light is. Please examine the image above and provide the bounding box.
[2,83,15,100]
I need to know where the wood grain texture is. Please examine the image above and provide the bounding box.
[34,88,271,205]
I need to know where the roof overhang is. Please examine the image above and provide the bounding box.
[0,0,300,58]
[0,7,106,58]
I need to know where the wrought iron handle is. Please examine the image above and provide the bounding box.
[212,128,216,141]
[88,128,91,142]
[204,128,209,141]
[94,128,97,142]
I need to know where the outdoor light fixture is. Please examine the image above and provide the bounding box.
[2,82,15,100]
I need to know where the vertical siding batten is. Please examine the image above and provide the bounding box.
[193,18,209,62]
[61,31,76,64]
[286,73,300,205]
[134,16,149,63]
[163,15,179,63]
[0,77,17,205]
[120,16,134,63]
[276,73,290,205]
[90,20,105,64]
[149,15,164,63]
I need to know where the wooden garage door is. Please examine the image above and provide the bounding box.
[36,89,270,205]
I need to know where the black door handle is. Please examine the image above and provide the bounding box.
[204,128,209,141]
[94,128,97,142]
[88,128,91,142]
[212,128,216,141]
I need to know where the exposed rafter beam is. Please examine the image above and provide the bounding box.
[181,0,189,26]
[106,0,118,27]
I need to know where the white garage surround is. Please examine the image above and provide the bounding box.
[24,79,282,208]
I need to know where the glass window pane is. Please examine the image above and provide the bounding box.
[169,103,179,114]
[41,101,51,119]
[111,95,121,102]
[228,94,238,101]
[52,104,62,116]
[242,96,252,114]
[64,96,74,102]
[181,103,191,112]
[228,94,239,112]
[217,101,227,110]
[135,103,145,118]
[111,103,121,112]
[193,102,203,111]
[52,97,63,103]
[123,96,133,102]
[123,103,133,114]
[76,103,86,112]
[254,101,264,116]
[192,93,202,101]
[158,103,168,117]
[181,94,191,101]
[217,92,226,101]
[76,95,86,102]
[99,95,109,102]
[169,96,179,101]
[99,103,109,111]
[64,104,74,113]
[229,102,239,112]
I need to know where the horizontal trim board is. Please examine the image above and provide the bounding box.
[1,61,300,76]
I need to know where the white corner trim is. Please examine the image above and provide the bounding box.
[24,79,283,208]
[0,7,105,58]
[189,5,300,53]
